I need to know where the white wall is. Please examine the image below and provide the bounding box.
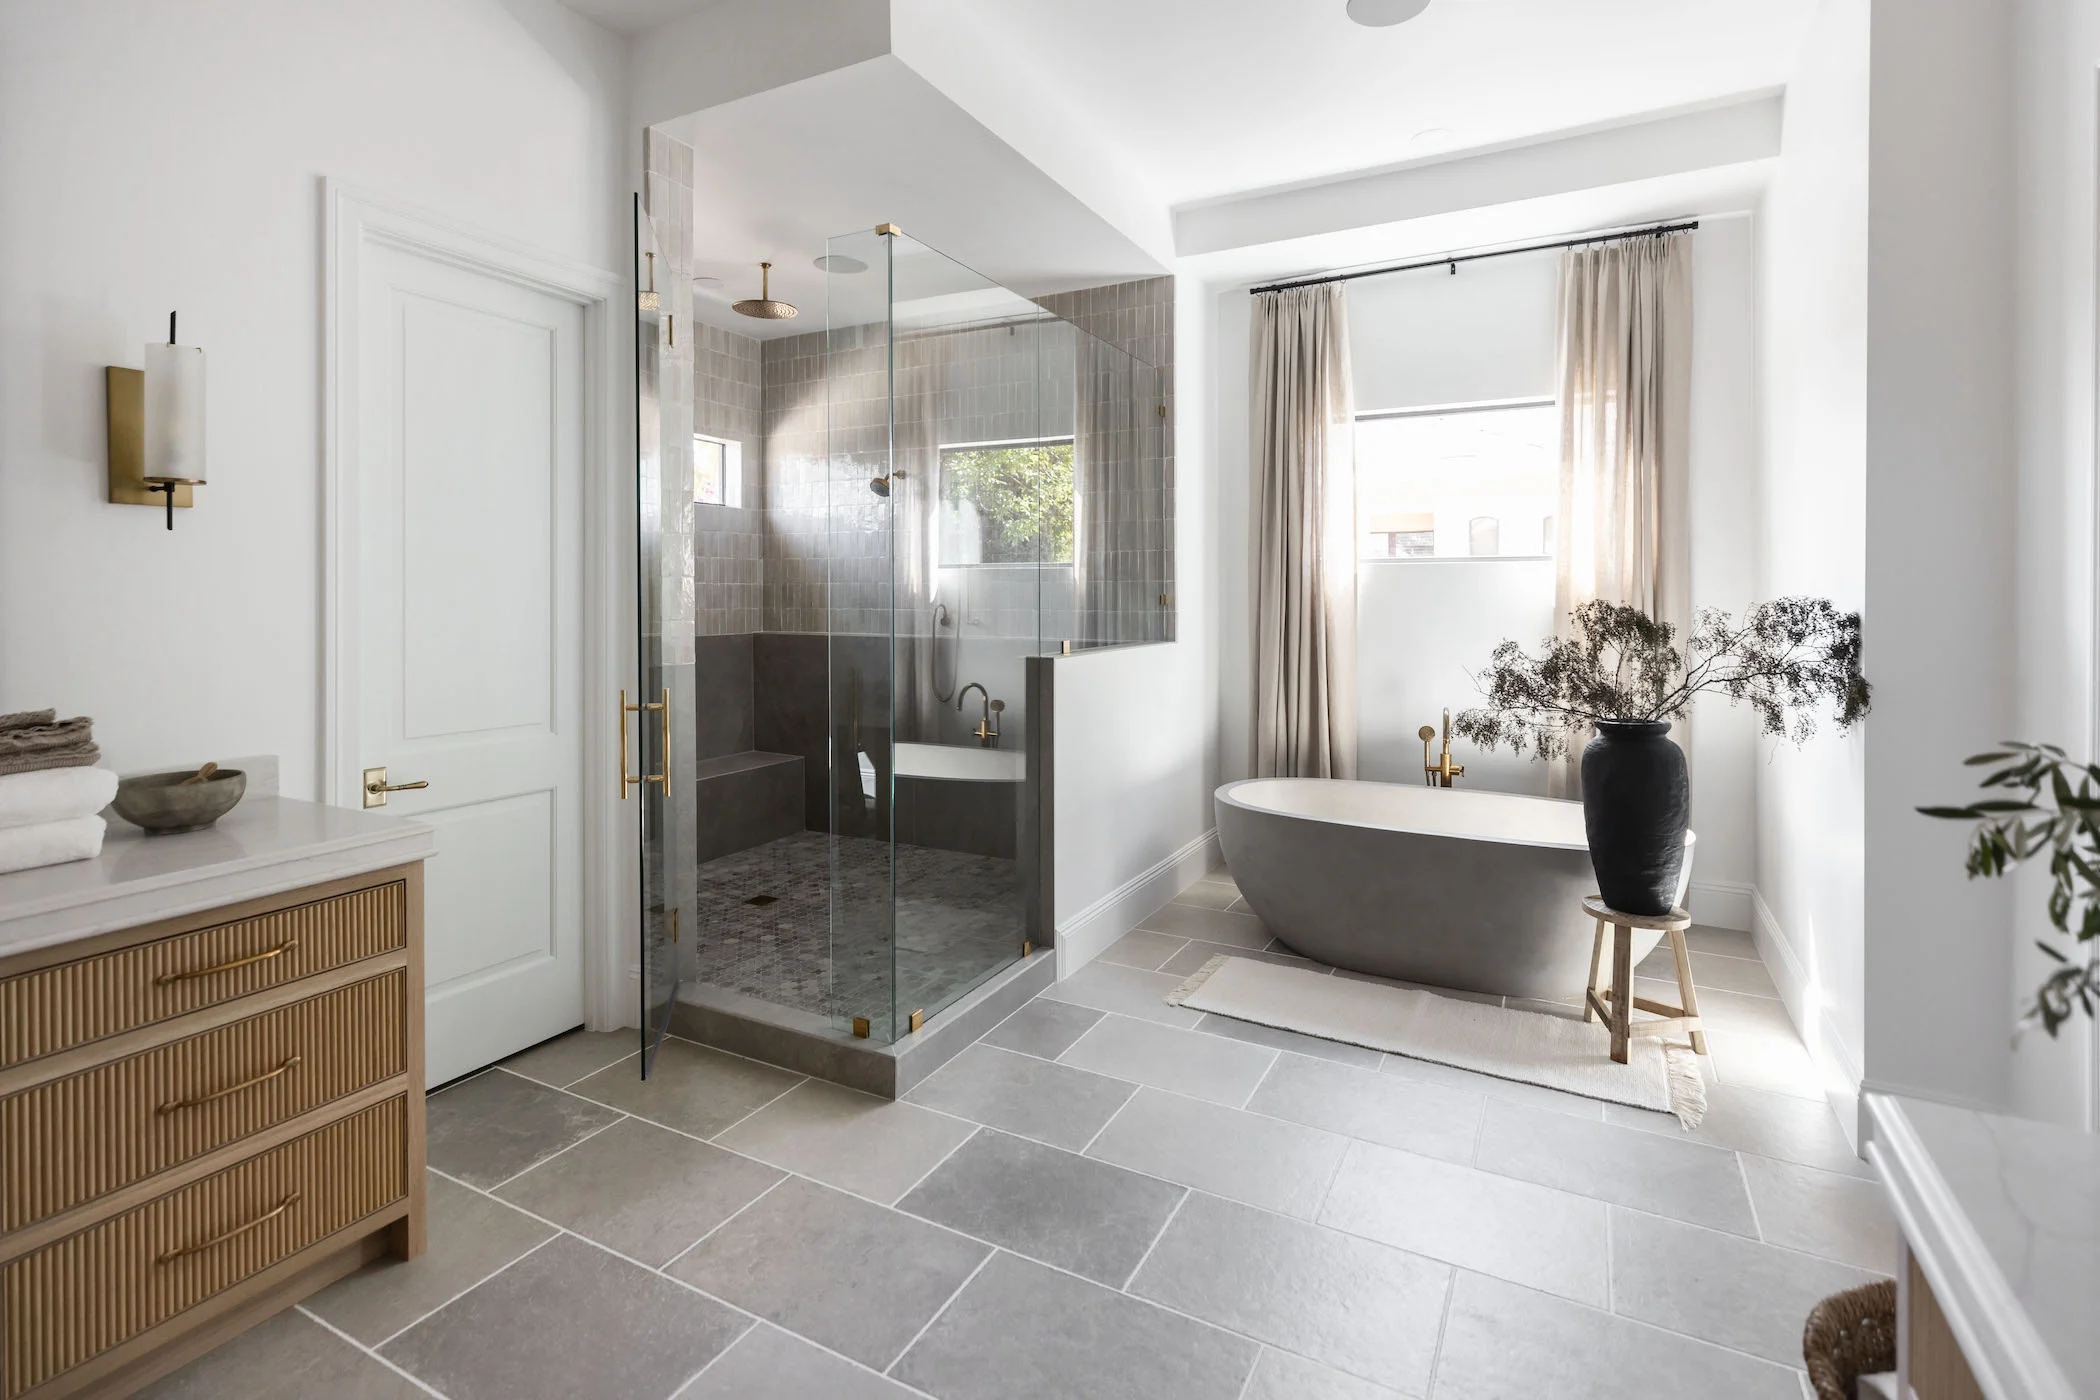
[1753,0,1871,1106]
[0,0,627,799]
[1358,560,1557,794]
[2011,0,2100,1128]
[1051,278,1221,969]
[1859,0,2018,1114]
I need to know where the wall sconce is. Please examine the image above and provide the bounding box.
[107,313,206,530]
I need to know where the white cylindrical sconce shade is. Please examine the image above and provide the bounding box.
[142,341,206,484]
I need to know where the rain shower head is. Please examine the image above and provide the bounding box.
[732,261,798,320]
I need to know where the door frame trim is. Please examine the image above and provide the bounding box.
[321,180,633,1035]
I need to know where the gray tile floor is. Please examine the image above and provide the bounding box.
[147,871,1893,1399]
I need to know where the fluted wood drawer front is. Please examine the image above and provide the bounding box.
[1,971,406,1233]
[0,1096,406,1399]
[0,882,405,1069]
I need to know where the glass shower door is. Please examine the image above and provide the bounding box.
[632,194,684,1074]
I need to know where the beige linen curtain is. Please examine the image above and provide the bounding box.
[1251,283,1357,779]
[1550,233,1694,794]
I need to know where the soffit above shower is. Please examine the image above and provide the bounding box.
[659,54,1168,342]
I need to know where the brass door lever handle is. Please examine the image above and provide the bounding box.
[361,766,429,809]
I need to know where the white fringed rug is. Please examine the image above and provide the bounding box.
[1168,955,1706,1127]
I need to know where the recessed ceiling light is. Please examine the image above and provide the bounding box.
[1410,127,1455,149]
[814,254,868,274]
[1347,0,1431,26]
[691,275,721,288]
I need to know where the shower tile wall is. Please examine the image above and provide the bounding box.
[694,322,763,637]
[1037,276,1176,646]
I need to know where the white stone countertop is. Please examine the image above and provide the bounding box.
[1866,1092,2099,1400]
[0,796,435,960]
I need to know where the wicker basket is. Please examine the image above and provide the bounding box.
[1803,1279,1897,1400]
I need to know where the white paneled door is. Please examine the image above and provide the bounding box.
[354,239,587,1086]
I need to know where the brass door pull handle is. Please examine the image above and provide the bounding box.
[157,1191,302,1264]
[155,939,300,987]
[361,766,429,809]
[159,1055,302,1114]
[619,687,671,799]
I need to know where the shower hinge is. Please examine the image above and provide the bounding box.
[1158,403,1167,418]
[908,1009,924,1033]
[1023,940,1032,957]
[852,1016,870,1039]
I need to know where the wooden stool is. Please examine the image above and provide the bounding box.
[1581,895,1707,1065]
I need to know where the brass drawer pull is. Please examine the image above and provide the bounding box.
[156,1190,301,1264]
[158,1054,302,1114]
[155,938,300,986]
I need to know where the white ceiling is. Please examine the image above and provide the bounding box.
[554,0,704,37]
[662,56,1167,340]
[930,0,1818,208]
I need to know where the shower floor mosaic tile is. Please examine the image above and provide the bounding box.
[689,832,1025,1027]
[145,871,1889,1400]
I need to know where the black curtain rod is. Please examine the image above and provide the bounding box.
[1248,220,1700,296]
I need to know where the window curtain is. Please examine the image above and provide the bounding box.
[1550,233,1694,795]
[1251,283,1358,779]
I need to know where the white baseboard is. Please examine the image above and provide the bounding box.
[1751,884,1865,1143]
[1055,827,1223,978]
[1687,880,1752,932]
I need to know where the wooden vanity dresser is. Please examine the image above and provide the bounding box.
[0,798,432,1398]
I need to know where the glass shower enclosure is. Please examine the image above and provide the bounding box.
[631,205,1163,1067]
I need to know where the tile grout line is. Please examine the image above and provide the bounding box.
[1230,1345,1263,1400]
[891,1122,983,1204]
[1422,1266,1459,1400]
[661,1315,761,1397]
[368,1232,566,1350]
[480,1109,632,1193]
[659,1175,790,1274]
[1116,1186,1190,1291]
[703,1073,812,1141]
[882,1246,997,1376]
[1234,1046,1282,1110]
[1075,1080,1142,1155]
[294,1303,452,1399]
[1736,1149,1768,1244]
[415,1175,946,1400]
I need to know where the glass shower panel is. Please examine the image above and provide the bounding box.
[631,193,687,1073]
[823,227,898,1041]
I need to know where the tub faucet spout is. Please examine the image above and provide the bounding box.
[1421,709,1466,788]
[958,683,1004,748]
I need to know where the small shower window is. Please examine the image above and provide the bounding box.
[693,432,743,508]
[937,436,1075,565]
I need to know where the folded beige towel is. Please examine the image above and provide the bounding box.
[0,815,106,876]
[0,767,117,830]
[0,710,97,777]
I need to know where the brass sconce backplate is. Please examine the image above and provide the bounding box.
[105,367,192,510]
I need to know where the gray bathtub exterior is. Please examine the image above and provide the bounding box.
[1216,779,1688,1003]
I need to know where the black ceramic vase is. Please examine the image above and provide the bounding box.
[1579,720,1689,916]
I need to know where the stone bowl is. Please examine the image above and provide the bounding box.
[111,769,246,834]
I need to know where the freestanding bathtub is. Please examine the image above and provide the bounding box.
[1215,779,1694,1002]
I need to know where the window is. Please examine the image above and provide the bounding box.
[1356,400,1556,560]
[693,433,743,508]
[938,437,1075,565]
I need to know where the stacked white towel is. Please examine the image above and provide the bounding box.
[0,766,116,876]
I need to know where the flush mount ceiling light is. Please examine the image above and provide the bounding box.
[1347,0,1431,25]
[814,254,867,274]
[732,262,798,320]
